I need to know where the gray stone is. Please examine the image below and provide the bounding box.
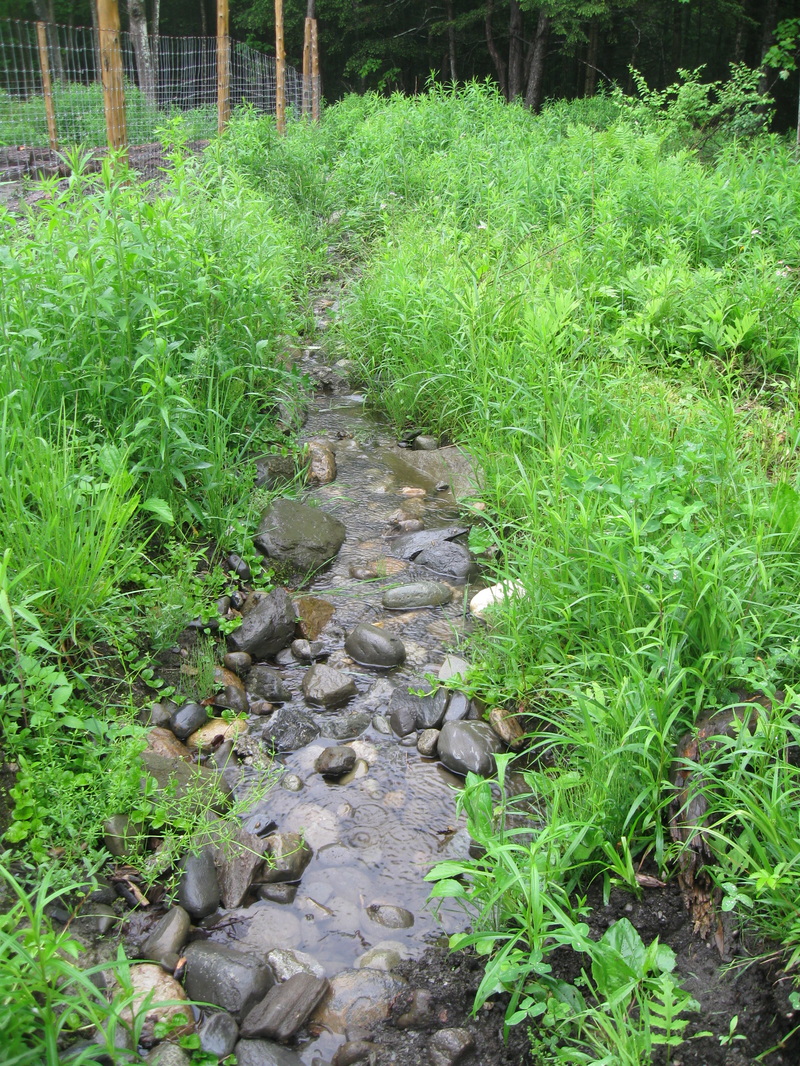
[366,904,414,929]
[415,541,475,579]
[443,692,472,723]
[217,828,269,908]
[345,624,406,669]
[234,1039,305,1066]
[417,729,440,757]
[267,948,325,982]
[302,664,357,707]
[307,441,337,485]
[226,552,252,581]
[224,651,252,677]
[315,745,357,778]
[254,452,299,491]
[198,1011,239,1058]
[227,588,297,659]
[280,773,304,792]
[142,907,190,967]
[254,498,346,574]
[372,714,391,734]
[260,832,313,884]
[412,435,439,451]
[147,702,173,728]
[397,989,437,1029]
[184,942,273,1017]
[318,711,372,740]
[438,656,470,683]
[437,721,504,777]
[177,848,220,920]
[171,702,209,740]
[428,1027,475,1066]
[334,1041,378,1066]
[263,706,320,752]
[355,940,408,972]
[387,686,448,735]
[258,882,298,904]
[240,972,329,1041]
[416,688,450,730]
[382,582,452,610]
[312,969,406,1033]
[248,664,291,703]
[141,752,231,813]
[102,814,135,857]
[145,1045,191,1066]
[388,527,469,561]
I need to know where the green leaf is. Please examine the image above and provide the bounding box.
[140,497,174,524]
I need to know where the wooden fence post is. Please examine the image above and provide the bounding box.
[36,21,58,151]
[217,0,230,134]
[302,17,312,118]
[310,18,320,123]
[275,0,286,134]
[96,0,127,151]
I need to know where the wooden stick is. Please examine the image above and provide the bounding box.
[275,0,286,134]
[36,21,58,151]
[302,17,312,118]
[311,18,320,123]
[96,0,127,151]
[217,0,230,134]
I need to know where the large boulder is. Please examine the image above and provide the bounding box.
[344,624,405,669]
[437,721,504,777]
[183,942,273,1017]
[226,589,297,660]
[254,499,346,574]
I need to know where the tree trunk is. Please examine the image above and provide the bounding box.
[200,0,207,36]
[524,10,550,112]
[128,0,156,103]
[757,0,779,96]
[446,0,457,82]
[31,0,64,82]
[151,0,160,104]
[584,17,599,96]
[485,0,507,99]
[733,0,752,63]
[508,0,524,100]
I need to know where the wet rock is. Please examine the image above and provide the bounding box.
[388,526,469,561]
[345,623,406,668]
[366,904,414,930]
[141,906,190,968]
[372,714,391,734]
[171,701,209,740]
[413,435,439,451]
[103,815,136,857]
[254,498,346,573]
[333,1040,378,1066]
[267,948,325,981]
[141,752,231,812]
[387,686,448,735]
[241,972,330,1041]
[428,1027,475,1066]
[238,904,304,954]
[224,651,252,677]
[184,942,273,1017]
[382,582,452,610]
[178,848,220,920]
[302,664,357,707]
[469,580,525,620]
[216,828,269,908]
[254,452,298,491]
[415,541,475,579]
[438,721,504,777]
[437,656,470,683]
[307,440,337,485]
[355,940,408,972]
[125,964,193,1048]
[396,989,437,1030]
[417,729,440,757]
[147,702,173,728]
[227,588,297,659]
[488,706,526,750]
[313,745,355,777]
[186,717,246,753]
[260,831,313,884]
[145,726,191,761]
[248,664,291,703]
[263,706,320,752]
[313,969,407,1033]
[416,688,450,730]
[212,666,250,714]
[281,773,304,792]
[145,1045,190,1066]
[250,699,274,716]
[234,1039,305,1066]
[393,518,425,533]
[198,1011,239,1059]
[291,638,326,661]
[295,596,336,640]
[226,552,252,581]
[443,692,472,723]
[258,882,299,904]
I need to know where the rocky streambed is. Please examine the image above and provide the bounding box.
[74,297,531,1066]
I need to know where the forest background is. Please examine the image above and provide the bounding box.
[3,0,800,132]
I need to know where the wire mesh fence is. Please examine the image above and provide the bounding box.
[0,19,302,149]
